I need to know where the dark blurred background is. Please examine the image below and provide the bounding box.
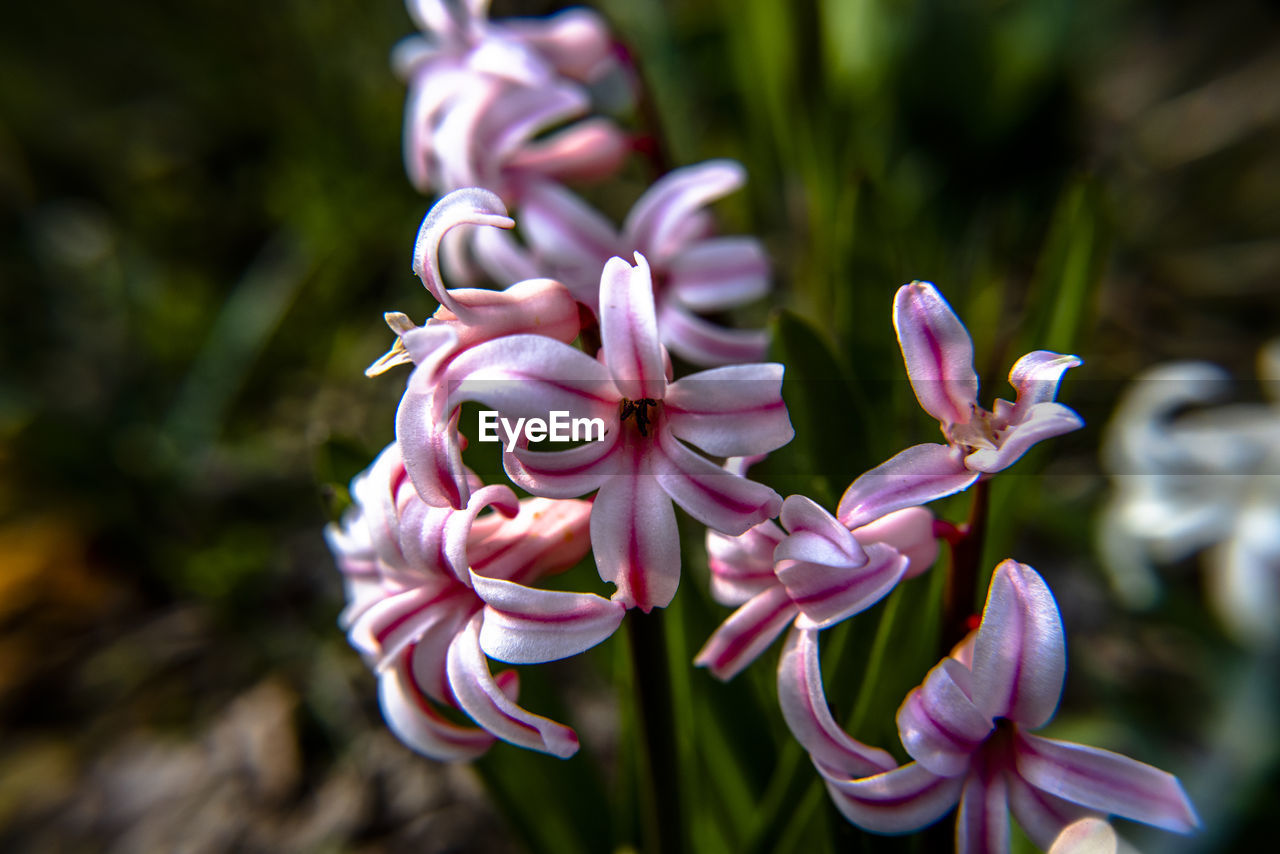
[1,0,1278,851]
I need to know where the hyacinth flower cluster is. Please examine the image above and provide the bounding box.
[324,2,1202,850]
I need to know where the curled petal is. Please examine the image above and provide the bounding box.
[657,300,769,367]
[694,586,798,681]
[967,402,1084,474]
[837,444,978,529]
[379,658,494,762]
[776,627,897,777]
[348,584,472,679]
[397,390,469,509]
[601,253,667,400]
[507,118,631,190]
[591,453,681,611]
[819,762,964,834]
[665,364,793,457]
[505,431,621,498]
[853,507,940,579]
[778,495,867,567]
[412,189,515,321]
[1007,350,1083,422]
[970,560,1066,728]
[468,497,593,584]
[439,484,521,585]
[706,520,785,606]
[472,572,625,664]
[782,543,908,630]
[442,278,583,357]
[445,615,580,757]
[893,281,979,426]
[667,236,770,312]
[1008,775,1101,851]
[956,767,1011,854]
[1015,732,1199,834]
[476,83,587,167]
[444,333,616,419]
[624,160,746,263]
[896,658,993,776]
[656,427,783,536]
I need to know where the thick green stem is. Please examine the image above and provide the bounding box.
[626,609,683,854]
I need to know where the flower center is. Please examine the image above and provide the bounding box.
[944,406,1000,452]
[619,397,660,437]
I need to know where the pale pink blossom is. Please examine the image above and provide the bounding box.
[838,281,1083,528]
[695,495,938,680]
[327,443,624,760]
[440,252,792,611]
[776,559,1199,852]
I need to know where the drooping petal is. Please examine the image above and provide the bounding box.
[657,300,769,366]
[591,450,681,611]
[347,584,473,678]
[705,520,785,606]
[472,571,625,664]
[1008,773,1101,851]
[411,188,515,322]
[665,363,793,457]
[694,586,798,681]
[397,389,469,509]
[445,614,580,757]
[624,160,746,263]
[440,277,583,358]
[507,118,631,195]
[837,443,978,529]
[438,484,522,586]
[666,236,770,312]
[519,180,619,284]
[655,427,783,536]
[1014,732,1199,834]
[956,766,1011,854]
[378,658,494,762]
[782,543,908,630]
[444,333,617,420]
[819,762,964,834]
[777,494,868,568]
[776,627,898,777]
[468,497,593,584]
[600,253,667,400]
[1007,350,1083,422]
[896,658,994,777]
[969,560,1066,728]
[853,507,940,579]
[893,281,980,426]
[966,402,1084,474]
[505,430,622,498]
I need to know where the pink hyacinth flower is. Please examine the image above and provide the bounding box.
[441,252,792,611]
[327,443,624,760]
[386,188,582,508]
[695,495,939,680]
[776,559,1199,852]
[475,160,771,365]
[838,281,1084,528]
[396,0,628,196]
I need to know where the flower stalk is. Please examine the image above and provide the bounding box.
[626,608,685,854]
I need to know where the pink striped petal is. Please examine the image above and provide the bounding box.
[438,484,521,585]
[966,402,1085,474]
[694,586,798,681]
[600,253,667,400]
[956,766,1011,854]
[853,507,940,579]
[782,543,908,630]
[657,300,769,367]
[411,189,515,322]
[519,180,619,281]
[505,431,622,498]
[439,277,582,357]
[776,627,898,777]
[624,160,746,263]
[444,333,617,419]
[472,571,625,663]
[970,560,1065,728]
[1008,773,1101,851]
[467,37,554,88]
[665,363,793,457]
[655,427,783,536]
[378,658,494,762]
[667,236,770,312]
[591,450,681,611]
[706,520,785,606]
[897,658,993,776]
[349,585,474,697]
[777,494,867,566]
[837,443,979,529]
[477,83,588,168]
[1007,350,1083,419]
[819,762,964,834]
[471,226,542,285]
[467,497,593,584]
[445,615,580,757]
[893,281,979,426]
[1015,732,1199,834]
[397,389,469,509]
[506,118,631,190]
[501,8,614,82]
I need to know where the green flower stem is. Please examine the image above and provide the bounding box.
[626,608,684,854]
